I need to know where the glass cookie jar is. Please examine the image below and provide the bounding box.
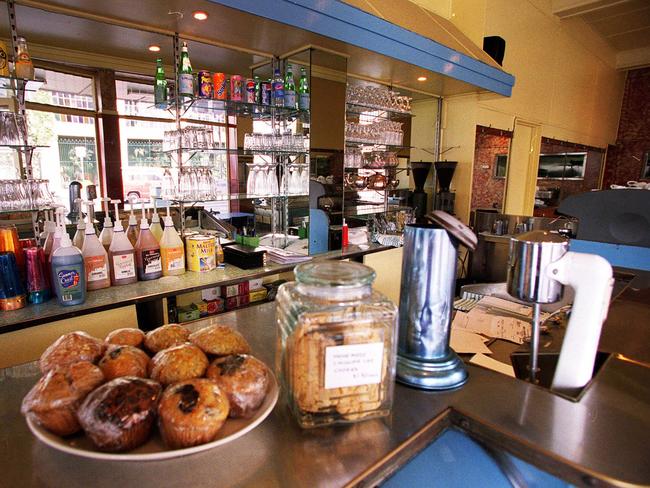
[276,261,398,428]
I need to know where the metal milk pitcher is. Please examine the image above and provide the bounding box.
[397,214,476,390]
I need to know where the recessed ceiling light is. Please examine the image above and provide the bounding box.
[192,10,208,20]
[148,45,161,52]
[417,76,427,82]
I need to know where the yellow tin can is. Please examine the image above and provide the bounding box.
[0,41,9,77]
[186,235,216,272]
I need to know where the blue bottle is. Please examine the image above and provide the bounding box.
[51,231,86,306]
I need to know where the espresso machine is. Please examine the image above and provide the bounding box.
[433,161,457,214]
[408,162,432,223]
[507,231,614,395]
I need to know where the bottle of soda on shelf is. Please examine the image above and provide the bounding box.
[254,75,261,104]
[272,68,284,107]
[154,58,168,108]
[299,67,310,111]
[178,41,194,98]
[14,37,34,80]
[284,64,296,109]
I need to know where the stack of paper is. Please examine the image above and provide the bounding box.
[261,246,312,264]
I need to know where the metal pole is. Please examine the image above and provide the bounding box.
[530,303,541,384]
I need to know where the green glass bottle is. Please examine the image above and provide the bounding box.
[178,41,193,98]
[154,58,168,108]
[298,67,310,111]
[284,64,296,109]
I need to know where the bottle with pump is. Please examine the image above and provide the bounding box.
[99,197,114,252]
[160,207,185,276]
[135,201,162,281]
[72,199,86,250]
[51,231,86,306]
[48,208,66,266]
[81,209,111,291]
[126,198,140,247]
[150,199,163,243]
[108,201,138,286]
[42,210,57,256]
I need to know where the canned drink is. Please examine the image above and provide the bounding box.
[186,235,216,272]
[261,82,272,105]
[230,75,243,101]
[197,70,213,98]
[213,72,227,100]
[245,78,256,103]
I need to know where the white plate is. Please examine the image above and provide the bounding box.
[27,373,279,461]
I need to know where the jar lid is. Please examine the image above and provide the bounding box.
[295,261,375,288]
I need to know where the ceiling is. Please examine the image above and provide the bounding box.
[0,0,507,98]
[553,0,650,69]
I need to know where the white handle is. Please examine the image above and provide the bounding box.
[547,251,613,395]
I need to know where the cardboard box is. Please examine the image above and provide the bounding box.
[249,288,268,303]
[221,281,250,298]
[201,287,221,301]
[177,304,200,323]
[225,294,250,310]
[205,298,224,315]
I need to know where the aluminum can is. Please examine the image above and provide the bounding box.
[186,235,216,272]
[213,72,227,100]
[197,70,213,98]
[261,82,272,105]
[245,78,256,103]
[230,75,243,101]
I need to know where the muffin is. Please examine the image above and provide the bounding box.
[105,328,145,348]
[188,325,251,356]
[144,324,190,353]
[98,345,150,380]
[21,361,105,436]
[39,331,106,373]
[157,379,230,448]
[77,376,162,452]
[149,344,208,385]
[206,355,270,418]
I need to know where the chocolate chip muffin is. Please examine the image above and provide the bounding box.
[144,324,190,354]
[105,328,146,348]
[149,344,208,385]
[188,324,251,356]
[77,376,162,452]
[206,355,270,418]
[157,379,230,448]
[39,331,106,374]
[98,345,150,380]
[21,361,105,436]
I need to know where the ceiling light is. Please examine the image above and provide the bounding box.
[192,10,208,20]
[148,45,161,52]
[417,76,427,82]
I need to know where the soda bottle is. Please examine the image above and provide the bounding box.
[284,64,296,109]
[272,68,284,107]
[254,75,261,104]
[299,67,310,111]
[14,37,34,80]
[178,42,193,98]
[154,58,168,108]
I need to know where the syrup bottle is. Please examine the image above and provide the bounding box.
[81,208,111,291]
[108,201,138,286]
[135,201,162,281]
[160,206,185,276]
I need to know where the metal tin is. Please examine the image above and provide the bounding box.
[186,235,216,272]
[0,251,26,311]
[244,78,256,103]
[25,247,50,303]
[230,75,243,101]
[397,224,467,390]
[213,72,227,100]
[197,70,212,98]
[507,230,568,304]
[261,82,272,105]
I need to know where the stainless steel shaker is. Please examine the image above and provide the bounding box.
[396,212,477,390]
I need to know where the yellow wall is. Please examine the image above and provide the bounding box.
[436,0,627,221]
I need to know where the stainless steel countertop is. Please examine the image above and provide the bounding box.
[0,244,388,334]
[1,302,649,487]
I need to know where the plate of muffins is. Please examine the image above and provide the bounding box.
[21,323,278,461]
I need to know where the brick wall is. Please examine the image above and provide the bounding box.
[603,67,650,187]
[471,126,511,210]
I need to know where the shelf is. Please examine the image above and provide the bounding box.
[156,192,310,204]
[345,141,412,151]
[156,97,310,122]
[344,166,402,171]
[345,102,412,119]
[0,75,44,92]
[160,147,308,157]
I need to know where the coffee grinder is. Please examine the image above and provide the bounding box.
[408,162,432,223]
[433,161,457,214]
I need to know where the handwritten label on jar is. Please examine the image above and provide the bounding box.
[324,342,384,389]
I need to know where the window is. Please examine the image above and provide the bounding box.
[24,68,100,209]
[538,152,586,179]
[494,154,508,178]
[127,139,169,167]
